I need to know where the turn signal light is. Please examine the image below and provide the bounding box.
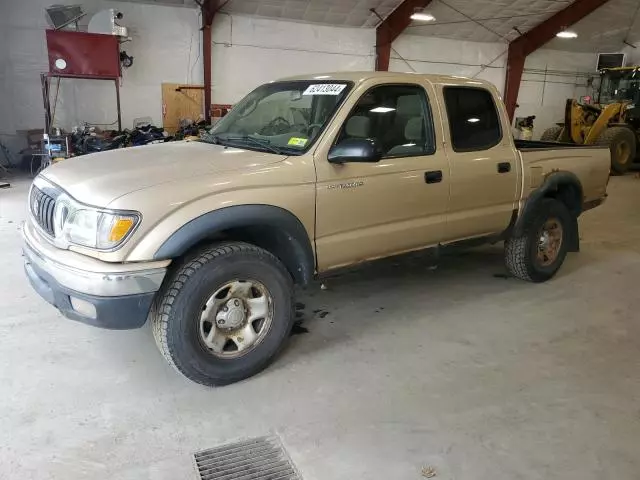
[109,218,135,242]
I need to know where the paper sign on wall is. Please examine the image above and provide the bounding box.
[303,84,347,96]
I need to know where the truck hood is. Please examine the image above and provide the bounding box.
[42,141,287,207]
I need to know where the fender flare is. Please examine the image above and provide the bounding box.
[513,171,583,251]
[153,205,315,285]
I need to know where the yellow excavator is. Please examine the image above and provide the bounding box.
[540,66,640,174]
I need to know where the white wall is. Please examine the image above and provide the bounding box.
[390,35,507,94]
[58,3,203,131]
[390,34,599,139]
[516,50,597,137]
[621,43,640,65]
[0,5,375,161]
[209,15,375,103]
[0,0,203,159]
[0,3,605,160]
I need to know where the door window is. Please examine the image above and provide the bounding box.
[337,85,435,158]
[443,87,502,152]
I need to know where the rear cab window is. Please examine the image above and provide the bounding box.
[443,87,502,152]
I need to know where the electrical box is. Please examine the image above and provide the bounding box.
[46,30,121,78]
[88,9,128,37]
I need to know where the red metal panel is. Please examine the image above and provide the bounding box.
[504,0,611,120]
[376,0,434,71]
[203,23,213,123]
[46,30,121,79]
[202,0,224,123]
[504,45,526,122]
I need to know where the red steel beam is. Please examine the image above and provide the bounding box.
[202,0,222,123]
[375,0,434,71]
[504,0,611,121]
[203,22,212,123]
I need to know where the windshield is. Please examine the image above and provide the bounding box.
[206,80,352,155]
[599,69,640,104]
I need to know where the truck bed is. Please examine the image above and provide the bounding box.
[516,140,610,206]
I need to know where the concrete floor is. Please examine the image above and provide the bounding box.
[1,175,640,480]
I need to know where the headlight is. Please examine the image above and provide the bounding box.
[53,193,140,250]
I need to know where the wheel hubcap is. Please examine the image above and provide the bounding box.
[199,280,272,359]
[216,298,246,329]
[537,218,563,267]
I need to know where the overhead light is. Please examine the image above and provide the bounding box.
[556,31,578,39]
[467,117,480,123]
[410,12,435,22]
[370,107,396,113]
[314,75,331,79]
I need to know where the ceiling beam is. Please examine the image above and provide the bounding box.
[375,0,434,71]
[504,0,611,121]
[202,0,222,26]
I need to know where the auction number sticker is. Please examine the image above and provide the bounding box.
[303,84,347,96]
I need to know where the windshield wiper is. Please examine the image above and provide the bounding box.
[206,134,286,155]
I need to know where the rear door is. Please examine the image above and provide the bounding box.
[313,80,450,271]
[438,85,520,241]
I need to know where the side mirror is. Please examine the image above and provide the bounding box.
[328,138,382,164]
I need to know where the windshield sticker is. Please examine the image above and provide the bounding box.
[303,84,346,96]
[287,137,308,147]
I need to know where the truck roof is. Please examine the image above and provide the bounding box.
[277,71,494,88]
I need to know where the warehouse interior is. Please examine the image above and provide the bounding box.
[2,0,640,479]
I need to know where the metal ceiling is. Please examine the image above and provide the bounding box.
[114,0,640,52]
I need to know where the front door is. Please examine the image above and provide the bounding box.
[314,82,450,272]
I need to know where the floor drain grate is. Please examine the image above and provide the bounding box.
[194,435,300,480]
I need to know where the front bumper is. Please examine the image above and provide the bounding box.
[22,221,169,329]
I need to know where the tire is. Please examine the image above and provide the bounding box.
[540,126,563,142]
[595,126,636,175]
[151,242,295,386]
[505,198,572,283]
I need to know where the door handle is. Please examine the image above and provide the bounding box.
[497,162,511,173]
[424,170,443,184]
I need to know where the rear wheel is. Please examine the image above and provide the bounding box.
[596,126,636,174]
[540,126,563,142]
[505,199,572,283]
[151,242,295,386]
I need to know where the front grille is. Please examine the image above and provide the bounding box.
[30,186,57,236]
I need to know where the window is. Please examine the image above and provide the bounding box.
[337,85,435,157]
[443,87,502,152]
[209,81,352,154]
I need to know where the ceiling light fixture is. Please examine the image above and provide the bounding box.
[410,12,435,22]
[556,30,578,39]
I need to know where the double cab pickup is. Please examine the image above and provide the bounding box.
[23,72,610,386]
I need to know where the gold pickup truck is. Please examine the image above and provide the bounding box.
[23,72,610,386]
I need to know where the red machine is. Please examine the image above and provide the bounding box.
[43,30,123,132]
[46,30,121,78]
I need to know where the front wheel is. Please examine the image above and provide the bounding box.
[504,199,572,282]
[151,242,295,386]
[596,126,636,174]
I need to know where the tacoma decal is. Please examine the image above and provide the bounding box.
[327,181,364,190]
